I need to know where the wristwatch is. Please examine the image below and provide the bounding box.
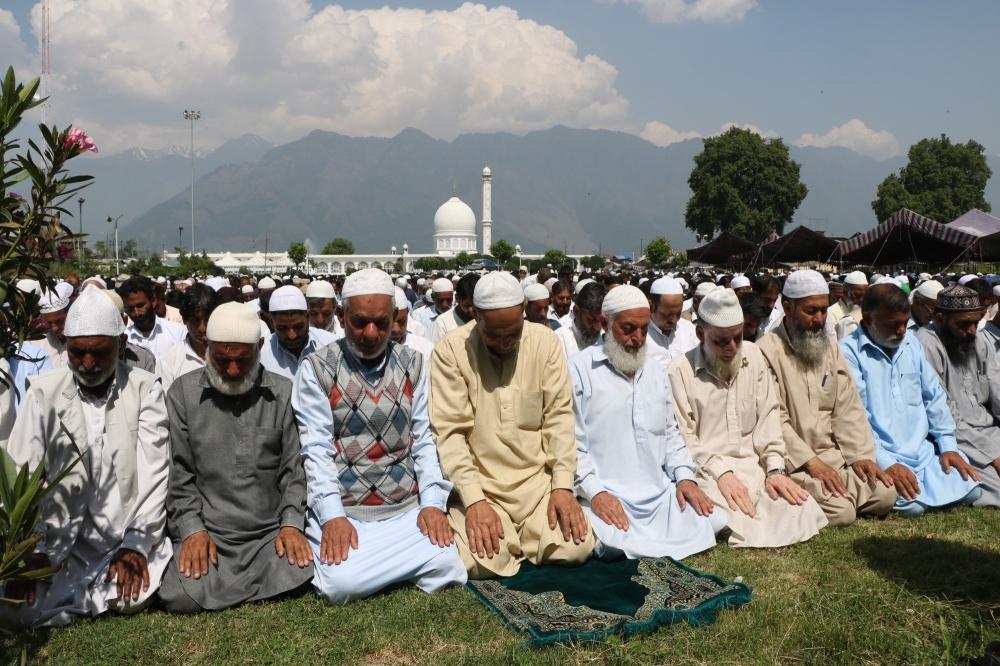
[766,468,788,477]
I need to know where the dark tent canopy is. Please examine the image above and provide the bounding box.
[837,209,977,266]
[686,231,758,266]
[740,225,842,267]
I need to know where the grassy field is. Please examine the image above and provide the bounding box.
[4,507,998,665]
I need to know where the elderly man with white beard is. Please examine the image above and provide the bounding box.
[158,302,313,613]
[757,270,896,527]
[645,277,699,369]
[294,269,466,604]
[554,281,607,358]
[3,288,172,627]
[570,286,722,560]
[668,288,828,548]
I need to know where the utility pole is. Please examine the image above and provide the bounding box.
[77,197,85,269]
[107,215,122,276]
[178,226,184,250]
[183,109,200,253]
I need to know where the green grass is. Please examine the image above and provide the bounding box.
[5,508,999,665]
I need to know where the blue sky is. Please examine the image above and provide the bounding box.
[1,0,997,157]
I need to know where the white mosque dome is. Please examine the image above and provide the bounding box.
[433,196,476,234]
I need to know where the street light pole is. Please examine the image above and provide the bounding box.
[178,226,184,250]
[107,215,122,276]
[183,109,200,254]
[77,197,85,269]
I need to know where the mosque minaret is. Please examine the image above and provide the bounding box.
[481,166,493,254]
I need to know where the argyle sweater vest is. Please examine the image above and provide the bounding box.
[306,339,420,521]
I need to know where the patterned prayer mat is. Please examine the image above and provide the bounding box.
[467,556,752,647]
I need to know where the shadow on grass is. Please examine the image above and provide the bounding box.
[0,627,51,664]
[853,536,1000,604]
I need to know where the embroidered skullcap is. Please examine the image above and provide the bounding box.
[55,282,75,301]
[731,275,751,290]
[257,277,277,290]
[103,289,125,314]
[206,302,262,344]
[574,278,595,295]
[39,290,70,313]
[957,274,977,286]
[602,285,648,316]
[913,280,943,300]
[431,277,454,294]
[474,271,524,310]
[698,288,743,328]
[64,287,125,337]
[650,277,683,296]
[394,287,409,311]
[341,268,395,300]
[844,271,868,286]
[782,270,829,299]
[937,284,982,312]
[305,280,336,299]
[695,282,719,298]
[268,285,308,312]
[82,275,107,290]
[241,285,254,295]
[523,283,550,302]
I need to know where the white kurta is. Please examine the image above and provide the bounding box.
[155,337,205,392]
[401,331,434,362]
[646,319,698,371]
[431,308,467,343]
[126,317,186,358]
[570,343,718,560]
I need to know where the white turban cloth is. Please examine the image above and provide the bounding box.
[268,285,308,312]
[650,277,683,296]
[602,285,649,316]
[64,287,125,337]
[474,272,524,310]
[207,302,263,344]
[698,288,743,328]
[342,268,395,299]
[523,284,550,302]
[431,277,454,294]
[782,270,829,299]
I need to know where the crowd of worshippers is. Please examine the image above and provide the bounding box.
[0,261,997,628]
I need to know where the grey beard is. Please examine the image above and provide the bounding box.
[573,322,600,348]
[786,323,828,368]
[205,357,260,396]
[345,332,389,361]
[704,345,742,383]
[604,335,646,376]
[72,362,116,388]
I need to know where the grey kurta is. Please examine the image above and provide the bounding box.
[159,367,312,611]
[916,326,1000,507]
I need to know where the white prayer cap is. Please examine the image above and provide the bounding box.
[305,280,336,299]
[994,285,1000,300]
[424,290,433,303]
[638,277,649,286]
[205,276,228,291]
[207,302,263,344]
[15,278,40,294]
[958,274,977,286]
[416,278,426,287]
[574,278,595,295]
[518,265,528,272]
[523,283,550,302]
[873,276,898,286]
[431,277,454,294]
[677,277,689,290]
[914,279,944,300]
[155,276,167,284]
[543,277,558,292]
[395,277,408,289]
[39,290,70,313]
[698,288,743,328]
[394,287,409,311]
[731,275,751,290]
[55,282,74,301]
[695,282,719,298]
[258,277,277,290]
[897,274,910,284]
[241,285,254,295]
[82,275,107,290]
[844,271,868,286]
[64,287,125,337]
[650,277,684,296]
[103,289,124,314]
[342,268,395,300]
[782,270,829,299]
[474,271,524,310]
[268,285,308,312]
[918,272,932,282]
[602,285,648,316]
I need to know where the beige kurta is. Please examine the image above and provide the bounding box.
[757,325,896,525]
[430,321,593,577]
[668,342,828,547]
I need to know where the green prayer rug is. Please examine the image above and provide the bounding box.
[467,556,751,647]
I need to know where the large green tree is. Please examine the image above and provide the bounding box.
[685,127,807,242]
[322,237,355,254]
[581,255,607,271]
[287,241,307,268]
[489,239,515,267]
[871,134,992,223]
[643,237,671,267]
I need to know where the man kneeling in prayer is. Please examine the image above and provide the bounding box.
[158,302,313,612]
[571,285,723,560]
[294,269,467,604]
[668,289,829,547]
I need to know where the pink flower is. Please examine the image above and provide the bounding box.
[64,128,99,153]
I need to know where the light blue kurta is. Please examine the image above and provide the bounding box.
[569,343,717,560]
[259,326,339,381]
[840,327,980,510]
[292,342,464,603]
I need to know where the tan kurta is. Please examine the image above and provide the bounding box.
[757,325,896,525]
[668,342,828,547]
[430,321,593,577]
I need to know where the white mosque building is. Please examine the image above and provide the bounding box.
[164,165,580,274]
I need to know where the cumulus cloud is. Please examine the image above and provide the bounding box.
[16,1,629,152]
[0,9,31,72]
[640,120,700,147]
[795,119,900,159]
[718,121,779,138]
[609,0,757,23]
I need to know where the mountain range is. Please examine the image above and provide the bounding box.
[74,127,1000,255]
